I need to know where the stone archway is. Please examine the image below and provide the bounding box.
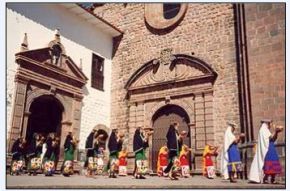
[151,104,190,172]
[8,33,88,154]
[26,95,64,145]
[125,52,217,173]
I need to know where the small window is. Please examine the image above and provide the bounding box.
[91,53,104,91]
[163,3,181,20]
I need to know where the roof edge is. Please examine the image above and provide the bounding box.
[76,3,123,36]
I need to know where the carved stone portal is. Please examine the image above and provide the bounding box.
[124,54,217,173]
[8,32,88,155]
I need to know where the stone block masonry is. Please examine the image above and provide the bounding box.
[244,3,285,141]
[94,3,241,159]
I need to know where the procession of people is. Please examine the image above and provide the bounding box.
[8,119,283,185]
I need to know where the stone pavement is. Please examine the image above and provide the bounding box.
[6,174,285,189]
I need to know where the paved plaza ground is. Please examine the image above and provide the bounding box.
[7,174,285,189]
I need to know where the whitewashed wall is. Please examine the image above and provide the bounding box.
[7,3,113,149]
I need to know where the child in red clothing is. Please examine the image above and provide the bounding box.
[203,144,218,179]
[118,147,128,176]
[157,146,169,177]
[179,144,191,178]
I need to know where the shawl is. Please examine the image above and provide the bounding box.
[108,131,118,153]
[133,129,148,152]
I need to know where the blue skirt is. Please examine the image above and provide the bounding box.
[227,143,242,172]
[263,141,281,175]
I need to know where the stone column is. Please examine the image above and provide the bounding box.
[8,77,28,150]
[21,111,31,138]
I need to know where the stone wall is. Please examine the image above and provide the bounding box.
[244,3,285,142]
[94,3,241,154]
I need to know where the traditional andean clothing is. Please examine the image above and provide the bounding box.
[42,137,58,176]
[249,122,282,183]
[220,125,242,179]
[27,135,43,174]
[203,144,218,178]
[157,146,168,176]
[179,145,190,177]
[118,150,128,176]
[163,125,182,175]
[62,134,76,176]
[133,128,149,177]
[10,138,26,175]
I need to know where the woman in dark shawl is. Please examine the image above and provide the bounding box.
[133,127,150,179]
[163,122,183,180]
[107,129,124,178]
[27,133,43,175]
[84,128,97,168]
[43,133,58,176]
[10,137,26,175]
[62,132,79,177]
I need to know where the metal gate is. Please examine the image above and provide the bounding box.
[151,104,190,172]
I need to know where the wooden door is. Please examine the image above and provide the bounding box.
[151,104,190,172]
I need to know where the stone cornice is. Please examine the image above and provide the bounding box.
[15,55,87,85]
[15,67,83,97]
[128,84,213,103]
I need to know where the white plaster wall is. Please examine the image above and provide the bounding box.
[7,3,113,149]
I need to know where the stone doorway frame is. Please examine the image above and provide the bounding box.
[150,103,191,172]
[124,54,217,172]
[7,34,88,157]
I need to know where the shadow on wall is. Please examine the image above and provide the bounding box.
[82,86,89,96]
[7,3,113,59]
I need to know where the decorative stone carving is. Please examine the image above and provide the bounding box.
[9,34,88,155]
[152,48,176,82]
[48,29,66,67]
[51,44,62,65]
[20,33,29,52]
[126,54,216,90]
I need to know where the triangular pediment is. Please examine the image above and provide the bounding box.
[125,55,217,91]
[15,47,88,87]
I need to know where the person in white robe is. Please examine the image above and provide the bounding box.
[220,122,245,182]
[248,119,283,184]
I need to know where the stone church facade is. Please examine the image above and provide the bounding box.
[7,3,285,175]
[92,3,285,173]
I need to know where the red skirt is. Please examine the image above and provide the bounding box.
[263,161,282,175]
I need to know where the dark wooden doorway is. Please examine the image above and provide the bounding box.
[26,95,64,145]
[151,104,190,172]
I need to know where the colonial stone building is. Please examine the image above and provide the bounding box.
[7,3,285,176]
[6,3,122,155]
[92,3,285,174]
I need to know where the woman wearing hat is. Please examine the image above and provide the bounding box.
[220,122,245,183]
[249,119,283,184]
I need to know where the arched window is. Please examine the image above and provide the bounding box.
[163,3,181,19]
